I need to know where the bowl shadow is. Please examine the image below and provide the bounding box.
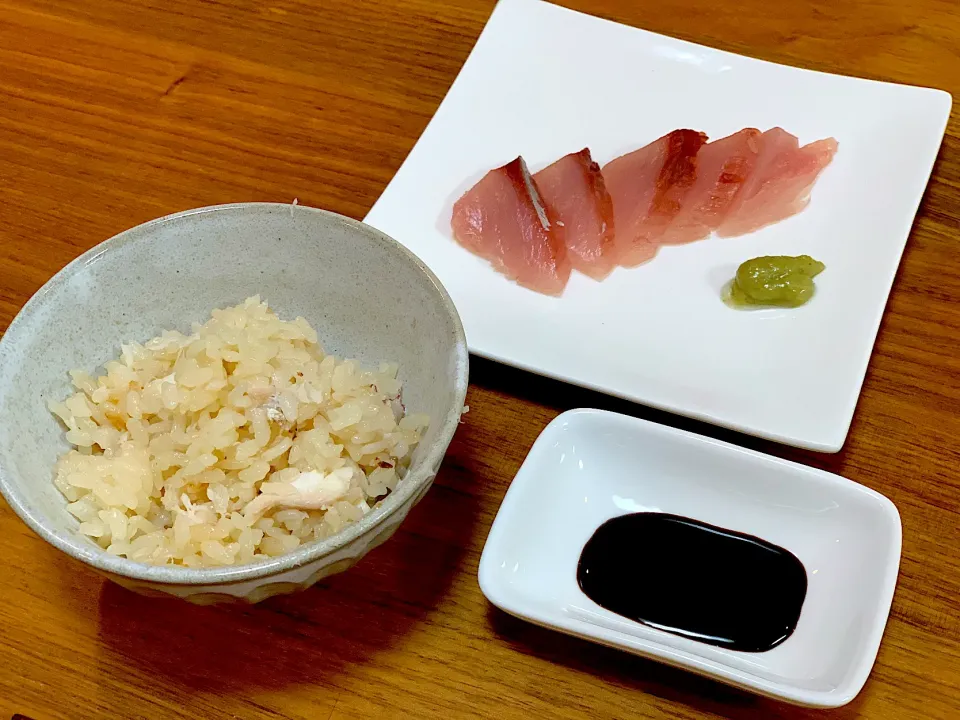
[93,447,480,695]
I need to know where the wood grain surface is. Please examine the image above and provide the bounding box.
[0,1,958,718]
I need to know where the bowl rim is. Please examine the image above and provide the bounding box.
[0,202,470,586]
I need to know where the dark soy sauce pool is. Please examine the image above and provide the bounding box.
[576,513,807,653]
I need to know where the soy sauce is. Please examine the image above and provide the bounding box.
[577,513,807,653]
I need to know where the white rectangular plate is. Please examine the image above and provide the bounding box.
[478,409,902,708]
[365,0,951,451]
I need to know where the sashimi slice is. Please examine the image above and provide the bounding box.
[451,156,571,296]
[603,129,708,267]
[659,129,761,245]
[533,148,616,280]
[716,128,838,237]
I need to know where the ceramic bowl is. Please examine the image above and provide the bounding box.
[0,203,469,603]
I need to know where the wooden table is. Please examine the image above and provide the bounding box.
[0,1,957,718]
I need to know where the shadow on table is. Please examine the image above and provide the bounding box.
[93,442,481,694]
[486,606,866,720]
[468,355,849,475]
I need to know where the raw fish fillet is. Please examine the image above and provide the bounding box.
[603,129,708,267]
[716,128,838,237]
[451,156,571,296]
[534,148,616,280]
[659,129,761,245]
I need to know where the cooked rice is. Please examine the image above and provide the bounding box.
[48,296,428,568]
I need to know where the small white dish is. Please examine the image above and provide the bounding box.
[478,409,901,708]
[365,0,952,452]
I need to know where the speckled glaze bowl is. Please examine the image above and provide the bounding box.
[0,203,469,604]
